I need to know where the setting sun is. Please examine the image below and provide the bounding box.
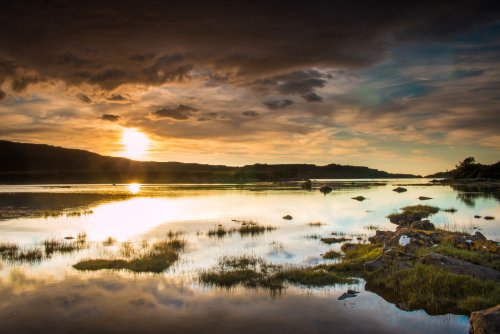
[122,128,149,159]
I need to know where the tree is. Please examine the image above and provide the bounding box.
[456,157,475,169]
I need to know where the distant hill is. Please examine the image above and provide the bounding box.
[426,158,500,180]
[0,140,420,183]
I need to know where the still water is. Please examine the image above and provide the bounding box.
[0,180,498,333]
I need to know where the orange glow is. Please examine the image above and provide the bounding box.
[122,128,149,159]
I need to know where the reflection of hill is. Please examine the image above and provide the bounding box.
[0,140,420,183]
[452,184,500,207]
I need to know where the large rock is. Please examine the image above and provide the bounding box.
[420,252,500,280]
[368,230,395,244]
[469,305,500,334]
[389,212,423,226]
[410,220,435,231]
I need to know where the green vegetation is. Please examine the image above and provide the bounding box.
[400,205,440,216]
[322,250,341,259]
[307,222,325,227]
[367,264,500,314]
[320,237,351,244]
[416,242,500,271]
[199,255,356,291]
[207,225,233,238]
[73,238,186,273]
[43,238,87,256]
[237,221,276,236]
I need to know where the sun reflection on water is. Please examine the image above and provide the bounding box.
[127,183,141,194]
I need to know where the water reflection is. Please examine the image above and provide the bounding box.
[0,270,469,334]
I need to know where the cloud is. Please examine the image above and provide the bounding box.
[106,94,127,102]
[264,99,294,110]
[0,2,497,91]
[152,104,198,120]
[242,110,260,117]
[76,93,92,104]
[100,114,120,122]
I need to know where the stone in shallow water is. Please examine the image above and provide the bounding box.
[469,304,500,334]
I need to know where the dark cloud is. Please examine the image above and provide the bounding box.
[153,104,198,120]
[101,114,120,122]
[264,99,294,110]
[0,1,498,91]
[0,89,6,100]
[76,93,92,104]
[106,94,127,102]
[302,92,322,102]
[242,110,260,117]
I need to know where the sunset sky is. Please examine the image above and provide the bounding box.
[0,1,499,174]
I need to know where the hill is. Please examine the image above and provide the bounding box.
[426,157,500,180]
[0,140,420,183]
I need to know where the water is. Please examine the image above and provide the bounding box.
[0,179,498,333]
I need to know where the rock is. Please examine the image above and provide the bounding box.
[469,305,500,334]
[389,212,423,226]
[398,235,411,246]
[368,230,395,244]
[474,215,482,219]
[364,257,385,272]
[484,216,495,220]
[282,215,293,220]
[393,187,407,193]
[418,196,433,200]
[472,231,487,241]
[301,179,312,190]
[319,185,333,194]
[410,220,435,231]
[338,290,359,300]
[351,196,367,201]
[419,252,500,280]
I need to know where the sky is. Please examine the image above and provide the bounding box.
[0,1,499,175]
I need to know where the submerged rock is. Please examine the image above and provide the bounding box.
[469,305,500,334]
[418,196,432,200]
[338,290,360,300]
[351,196,367,201]
[392,187,407,193]
[282,215,293,220]
[484,216,495,220]
[474,215,482,219]
[419,252,500,280]
[301,179,312,190]
[319,185,333,194]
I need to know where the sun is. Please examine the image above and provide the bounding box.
[122,128,149,159]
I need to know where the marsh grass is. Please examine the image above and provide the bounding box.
[416,242,500,271]
[367,263,500,314]
[307,222,325,227]
[103,237,117,246]
[74,238,186,273]
[320,237,351,244]
[199,255,356,291]
[207,221,276,238]
[208,225,234,238]
[364,224,380,231]
[43,239,86,256]
[322,250,341,259]
[443,207,458,213]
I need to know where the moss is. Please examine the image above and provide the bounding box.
[366,263,500,314]
[277,268,355,286]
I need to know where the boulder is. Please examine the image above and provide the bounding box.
[368,230,395,244]
[389,212,423,226]
[410,220,435,231]
[469,305,500,334]
[351,196,367,201]
[418,196,432,200]
[364,256,385,272]
[282,215,293,220]
[393,187,407,193]
[419,252,500,280]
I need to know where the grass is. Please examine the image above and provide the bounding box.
[307,221,325,227]
[367,263,500,314]
[322,250,341,259]
[208,225,234,238]
[443,207,458,213]
[237,221,276,236]
[73,238,186,273]
[416,242,500,271]
[320,237,351,244]
[199,255,356,291]
[103,237,117,246]
[400,205,440,216]
[364,224,380,231]
[43,238,86,256]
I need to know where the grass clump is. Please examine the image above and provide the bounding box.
[322,250,341,259]
[208,225,234,238]
[0,242,43,263]
[400,205,440,217]
[367,263,500,314]
[307,222,325,227]
[416,242,500,271]
[320,237,351,244]
[237,221,276,236]
[364,224,380,231]
[199,255,356,291]
[73,238,186,273]
[0,243,19,258]
[43,238,86,256]
[443,207,457,213]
